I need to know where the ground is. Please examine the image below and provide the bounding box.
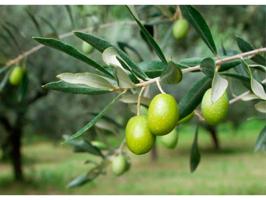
[0,119,265,194]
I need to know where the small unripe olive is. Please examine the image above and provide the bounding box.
[9,66,24,86]
[158,128,178,149]
[201,89,229,125]
[82,41,93,54]
[172,19,189,40]
[148,94,179,136]
[126,115,155,155]
[112,154,129,176]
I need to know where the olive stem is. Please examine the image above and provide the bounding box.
[182,47,266,73]
[195,110,204,122]
[156,79,166,94]
[117,138,126,154]
[137,86,146,116]
[229,91,251,104]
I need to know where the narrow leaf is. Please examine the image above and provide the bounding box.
[241,59,266,100]
[160,61,182,84]
[240,93,258,101]
[255,126,266,152]
[236,37,266,66]
[117,41,143,62]
[200,57,215,77]
[65,92,125,141]
[251,79,266,100]
[115,68,135,89]
[65,138,103,157]
[57,72,115,90]
[74,32,147,80]
[26,9,43,35]
[102,47,123,68]
[190,125,201,172]
[126,5,167,63]
[33,37,113,78]
[179,76,211,119]
[119,94,150,106]
[180,5,217,55]
[68,175,90,188]
[0,69,10,92]
[211,72,228,102]
[43,80,111,95]
[65,5,75,28]
[255,101,266,113]
[40,16,58,38]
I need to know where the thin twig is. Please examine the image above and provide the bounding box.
[137,86,146,116]
[3,21,139,68]
[181,47,266,73]
[156,78,166,94]
[229,91,251,104]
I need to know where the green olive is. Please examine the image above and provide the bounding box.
[126,115,155,155]
[112,154,129,176]
[148,94,179,136]
[201,89,229,125]
[158,128,178,149]
[172,19,189,40]
[9,66,24,86]
[82,41,93,54]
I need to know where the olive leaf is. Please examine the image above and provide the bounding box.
[240,93,258,101]
[190,125,201,172]
[254,101,266,113]
[160,61,183,84]
[180,5,217,55]
[179,76,211,119]
[0,69,11,92]
[43,80,111,95]
[64,137,103,157]
[126,5,167,64]
[115,68,135,89]
[67,167,102,188]
[211,71,228,102]
[102,47,123,68]
[74,32,148,80]
[200,57,215,78]
[236,36,266,66]
[65,92,124,142]
[95,119,118,133]
[255,126,266,152]
[33,37,113,78]
[57,72,115,91]
[241,60,266,100]
[119,94,150,106]
[251,79,266,100]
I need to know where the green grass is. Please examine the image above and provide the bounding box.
[0,119,265,194]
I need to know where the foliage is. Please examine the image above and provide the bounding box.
[0,5,265,188]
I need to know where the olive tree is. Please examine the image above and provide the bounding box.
[30,5,266,187]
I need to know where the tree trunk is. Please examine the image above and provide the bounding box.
[150,144,158,162]
[207,125,220,150]
[9,115,24,181]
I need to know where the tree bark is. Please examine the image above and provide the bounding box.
[9,113,24,182]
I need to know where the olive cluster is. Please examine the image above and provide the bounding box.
[125,89,229,155]
[125,93,180,155]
